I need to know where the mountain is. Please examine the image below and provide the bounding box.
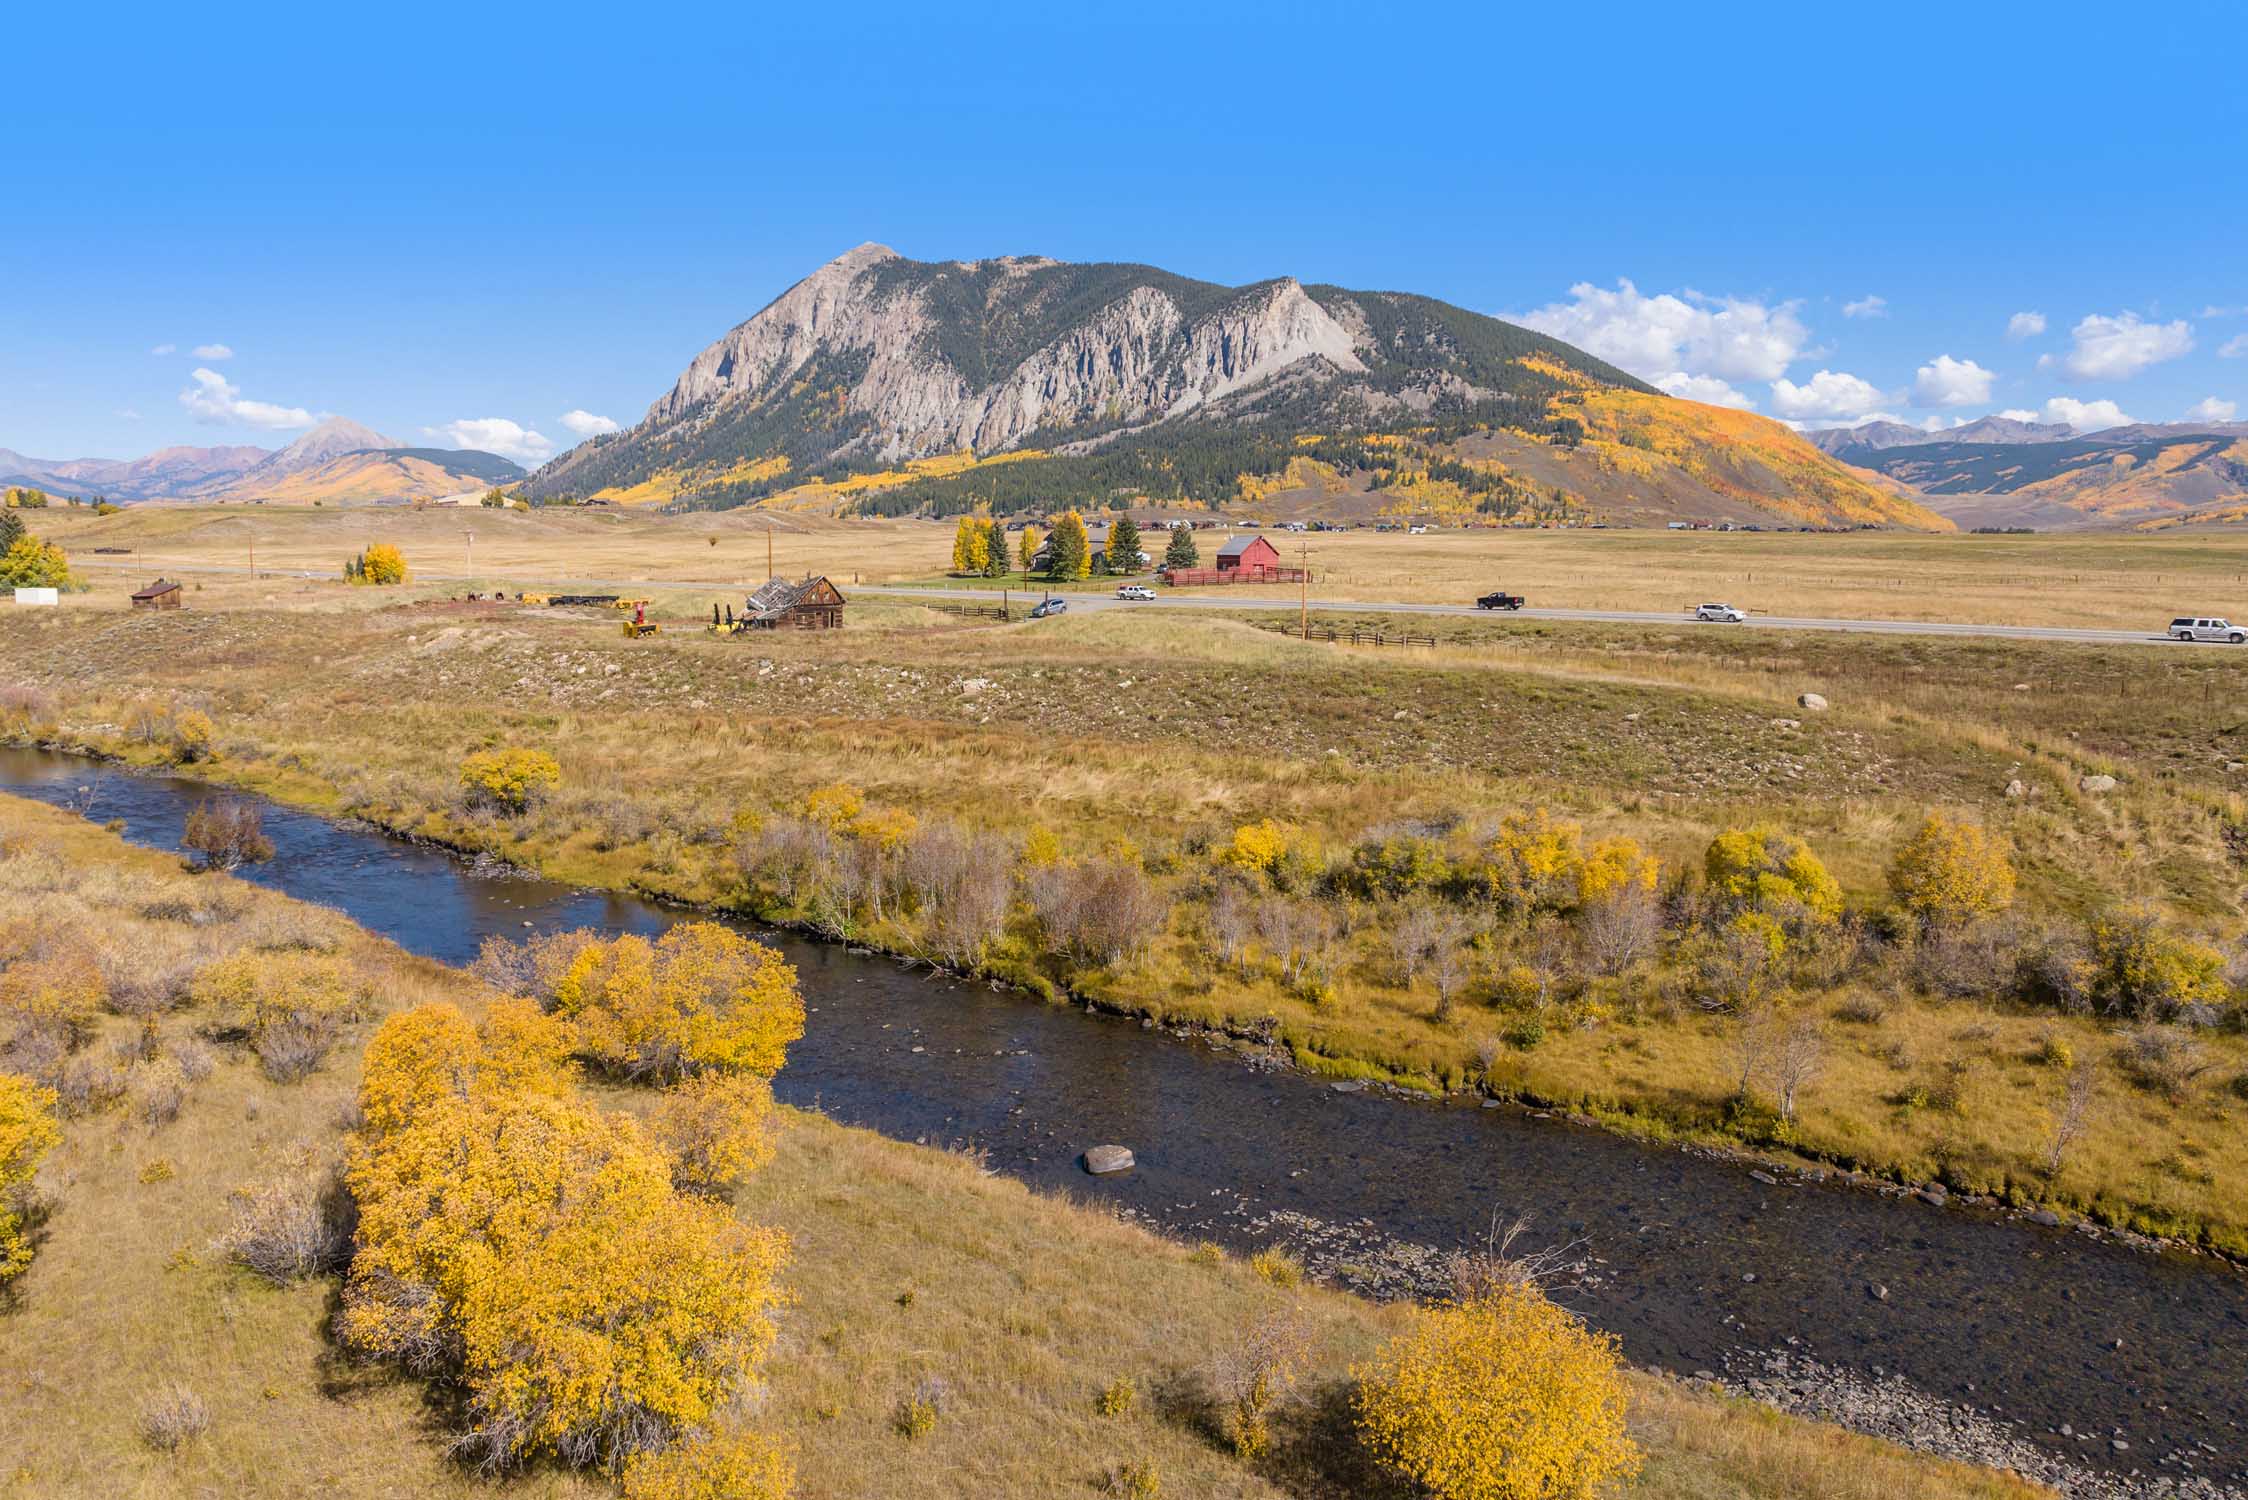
[212,446,525,505]
[209,417,403,493]
[1808,416,2074,454]
[525,244,1946,530]
[1817,420,2248,529]
[0,418,520,505]
[0,443,267,496]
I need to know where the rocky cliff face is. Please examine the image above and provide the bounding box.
[637,244,1368,464]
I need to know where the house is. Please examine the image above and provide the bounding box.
[131,578,183,611]
[1215,534,1283,573]
[742,575,846,629]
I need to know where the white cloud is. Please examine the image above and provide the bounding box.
[192,343,234,360]
[424,418,554,465]
[2221,333,2248,359]
[2005,312,2046,341]
[1653,372,1754,409]
[1769,368,1890,422]
[1912,354,1994,408]
[2062,312,2193,380]
[1517,279,1811,386]
[2185,396,2238,423]
[1842,295,1887,319]
[1997,408,2042,422]
[150,343,177,356]
[2199,305,2244,319]
[2043,396,2133,431]
[117,408,143,421]
[560,409,620,438]
[178,368,315,430]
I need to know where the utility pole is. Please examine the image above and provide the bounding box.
[766,525,774,581]
[1299,540,1311,638]
[248,535,255,580]
[466,528,474,585]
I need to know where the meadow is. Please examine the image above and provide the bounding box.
[0,796,2050,1500]
[2,540,2244,1253]
[34,502,2248,629]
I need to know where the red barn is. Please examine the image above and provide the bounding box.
[1215,534,1282,573]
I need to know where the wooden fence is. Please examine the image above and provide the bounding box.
[1288,624,1436,648]
[1162,565,1309,586]
[927,601,1020,621]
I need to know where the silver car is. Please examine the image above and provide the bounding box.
[1695,602,1747,623]
[2169,616,2244,643]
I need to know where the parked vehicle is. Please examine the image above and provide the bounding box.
[1116,585,1156,601]
[1695,602,1747,622]
[1475,590,1525,611]
[2169,616,2244,643]
[1028,597,1069,619]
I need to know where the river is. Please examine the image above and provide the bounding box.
[3,746,2240,1491]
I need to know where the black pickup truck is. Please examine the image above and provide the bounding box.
[1474,590,1525,611]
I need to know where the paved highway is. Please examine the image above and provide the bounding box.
[73,558,2216,649]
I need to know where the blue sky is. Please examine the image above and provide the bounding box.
[5,0,2242,464]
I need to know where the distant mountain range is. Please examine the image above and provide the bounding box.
[0,417,524,504]
[1810,418,2248,529]
[523,245,1947,531]
[1807,416,2077,454]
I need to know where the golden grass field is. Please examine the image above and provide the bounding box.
[0,799,2051,1500]
[3,550,2245,1253]
[33,502,2248,629]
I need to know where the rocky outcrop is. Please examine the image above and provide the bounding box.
[633,246,1369,468]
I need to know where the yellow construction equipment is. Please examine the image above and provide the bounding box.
[611,597,652,611]
[621,618,661,638]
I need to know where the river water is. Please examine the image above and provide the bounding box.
[5,747,2240,1486]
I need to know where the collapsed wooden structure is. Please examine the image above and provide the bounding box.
[712,575,847,633]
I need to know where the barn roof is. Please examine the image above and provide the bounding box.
[744,575,845,623]
[130,578,180,600]
[1217,534,1271,559]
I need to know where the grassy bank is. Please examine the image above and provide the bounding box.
[0,587,2244,1254]
[0,796,2052,1499]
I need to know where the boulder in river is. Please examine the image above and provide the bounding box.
[1083,1144,1135,1175]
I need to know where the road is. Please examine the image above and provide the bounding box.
[73,557,2214,648]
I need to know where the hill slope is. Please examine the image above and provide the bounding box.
[524,245,1942,530]
[1816,420,2248,529]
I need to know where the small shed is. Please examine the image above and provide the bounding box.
[743,575,846,630]
[1215,534,1282,573]
[131,578,183,611]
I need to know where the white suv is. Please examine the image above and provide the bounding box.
[1116,585,1156,601]
[2169,616,2244,643]
[1695,602,1747,622]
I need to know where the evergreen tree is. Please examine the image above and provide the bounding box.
[980,518,1008,577]
[1106,515,1142,573]
[1163,524,1199,570]
[1044,510,1090,581]
[0,509,23,555]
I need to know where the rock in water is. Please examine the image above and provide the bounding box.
[1083,1145,1135,1175]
